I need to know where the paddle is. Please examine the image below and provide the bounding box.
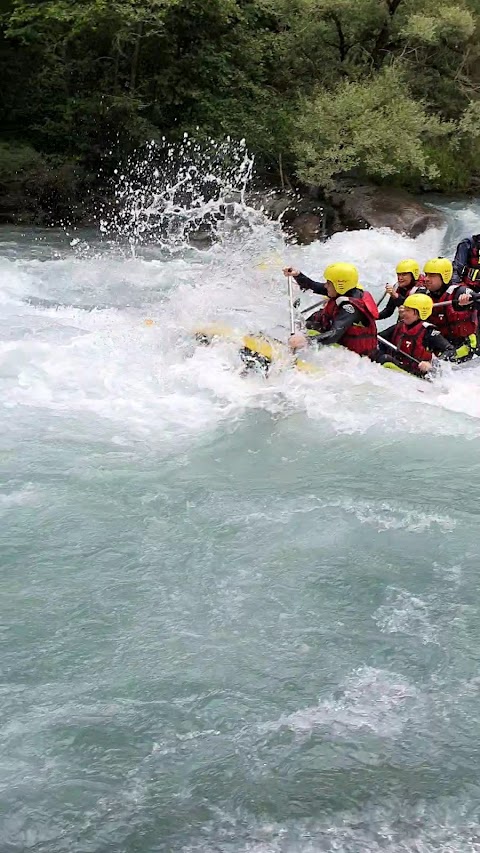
[432,297,477,309]
[377,334,422,366]
[300,298,326,315]
[377,283,400,308]
[255,252,284,273]
[299,289,458,321]
[287,274,296,335]
[303,283,397,315]
[302,285,397,317]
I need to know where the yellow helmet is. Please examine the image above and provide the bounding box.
[323,262,359,294]
[403,293,433,321]
[423,257,453,285]
[396,258,420,280]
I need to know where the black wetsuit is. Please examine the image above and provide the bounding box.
[378,284,411,321]
[452,235,480,286]
[294,273,366,346]
[429,281,477,352]
[374,322,456,376]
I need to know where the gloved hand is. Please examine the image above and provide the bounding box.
[439,350,459,363]
[454,289,475,309]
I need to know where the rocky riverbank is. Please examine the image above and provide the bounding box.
[249,182,447,245]
[0,150,451,244]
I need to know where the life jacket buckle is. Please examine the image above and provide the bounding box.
[466,267,480,282]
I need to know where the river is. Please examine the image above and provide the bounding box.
[1,177,480,851]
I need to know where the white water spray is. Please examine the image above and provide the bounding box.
[98,136,256,256]
[1,139,480,446]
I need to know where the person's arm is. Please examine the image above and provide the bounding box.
[283,266,328,296]
[293,272,328,296]
[452,239,471,285]
[307,302,362,345]
[378,324,396,344]
[378,297,397,321]
[453,285,474,309]
[424,327,457,360]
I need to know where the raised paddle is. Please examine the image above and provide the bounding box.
[376,284,398,308]
[287,274,296,335]
[256,252,284,272]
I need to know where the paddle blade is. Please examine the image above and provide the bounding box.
[256,252,284,271]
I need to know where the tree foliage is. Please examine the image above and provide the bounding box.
[0,0,479,220]
[294,66,454,189]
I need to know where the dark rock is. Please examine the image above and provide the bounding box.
[327,183,446,237]
[188,226,214,247]
[247,188,299,222]
[286,212,324,244]
[247,188,338,240]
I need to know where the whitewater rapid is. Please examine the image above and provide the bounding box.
[2,195,480,853]
[1,205,480,450]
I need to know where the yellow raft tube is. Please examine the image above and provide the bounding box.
[193,323,322,374]
[193,323,414,377]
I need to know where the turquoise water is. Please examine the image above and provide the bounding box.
[2,201,480,852]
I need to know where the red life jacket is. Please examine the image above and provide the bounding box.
[391,320,433,366]
[315,291,379,356]
[401,279,425,298]
[462,236,480,289]
[403,274,426,293]
[430,285,477,341]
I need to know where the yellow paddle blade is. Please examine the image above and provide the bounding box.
[294,358,322,374]
[144,319,155,326]
[255,252,284,271]
[193,323,237,340]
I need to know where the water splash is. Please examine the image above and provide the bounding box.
[99,135,257,256]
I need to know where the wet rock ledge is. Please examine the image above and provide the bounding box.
[248,182,446,244]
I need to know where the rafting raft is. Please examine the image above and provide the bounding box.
[193,323,480,377]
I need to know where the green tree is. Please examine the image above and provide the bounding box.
[0,0,479,222]
[294,65,453,189]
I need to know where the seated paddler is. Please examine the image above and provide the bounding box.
[452,234,480,290]
[378,258,425,321]
[282,262,379,356]
[373,293,457,377]
[423,257,478,362]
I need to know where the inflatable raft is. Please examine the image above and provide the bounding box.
[193,322,480,378]
[194,323,321,374]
